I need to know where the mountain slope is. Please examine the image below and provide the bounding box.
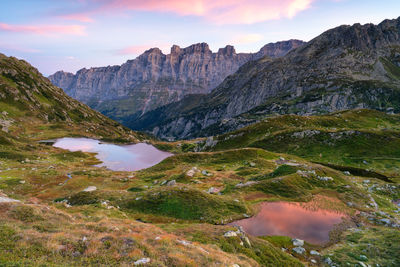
[0,53,141,143]
[1,53,399,267]
[194,109,400,178]
[129,17,400,140]
[49,40,304,121]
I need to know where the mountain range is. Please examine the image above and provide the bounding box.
[1,17,400,267]
[128,17,400,140]
[49,40,304,121]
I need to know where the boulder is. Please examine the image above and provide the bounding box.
[224,231,238,237]
[292,247,306,254]
[83,186,97,192]
[310,250,320,256]
[292,238,304,246]
[134,258,150,265]
[166,180,176,186]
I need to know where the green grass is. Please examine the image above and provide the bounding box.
[121,187,248,223]
[328,227,400,266]
[209,109,400,176]
[188,228,304,267]
[252,164,298,181]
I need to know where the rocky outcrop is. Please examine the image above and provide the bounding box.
[49,40,304,120]
[129,17,400,140]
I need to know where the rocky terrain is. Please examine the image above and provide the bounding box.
[0,52,399,267]
[129,17,400,140]
[49,40,304,121]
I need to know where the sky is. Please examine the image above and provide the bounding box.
[0,0,399,76]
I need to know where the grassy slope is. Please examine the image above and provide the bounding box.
[0,54,302,266]
[206,109,400,177]
[0,53,398,266]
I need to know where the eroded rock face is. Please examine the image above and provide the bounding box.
[131,17,400,140]
[49,41,304,119]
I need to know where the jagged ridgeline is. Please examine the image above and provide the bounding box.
[130,17,400,140]
[49,40,304,121]
[0,53,141,143]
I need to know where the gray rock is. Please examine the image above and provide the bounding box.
[83,186,97,192]
[166,180,176,186]
[379,218,391,225]
[224,231,238,237]
[310,250,320,256]
[134,258,150,265]
[235,181,258,188]
[324,257,333,266]
[292,238,304,246]
[292,246,306,254]
[359,255,368,261]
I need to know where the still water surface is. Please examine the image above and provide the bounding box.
[230,201,348,244]
[53,137,172,171]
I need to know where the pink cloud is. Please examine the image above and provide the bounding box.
[65,0,315,24]
[58,14,94,23]
[0,23,86,35]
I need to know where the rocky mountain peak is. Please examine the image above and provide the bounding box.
[170,45,182,55]
[143,47,164,55]
[218,45,236,56]
[183,42,212,54]
[128,17,400,140]
[49,40,304,121]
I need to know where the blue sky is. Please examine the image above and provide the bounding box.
[1,0,399,76]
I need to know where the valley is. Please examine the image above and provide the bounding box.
[0,52,399,266]
[0,7,399,267]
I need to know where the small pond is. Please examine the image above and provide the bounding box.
[230,200,348,244]
[53,137,172,171]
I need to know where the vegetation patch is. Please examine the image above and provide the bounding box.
[65,191,100,206]
[121,187,248,223]
[328,227,400,266]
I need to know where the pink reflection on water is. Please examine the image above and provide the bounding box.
[230,201,348,244]
[53,138,172,171]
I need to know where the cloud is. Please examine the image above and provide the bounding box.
[233,33,264,44]
[64,0,316,25]
[58,14,94,23]
[0,23,86,35]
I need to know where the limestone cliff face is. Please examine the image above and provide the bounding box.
[129,17,400,140]
[49,40,304,119]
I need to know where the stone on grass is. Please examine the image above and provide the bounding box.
[380,218,391,225]
[134,258,150,265]
[318,176,333,181]
[292,246,306,254]
[83,186,97,192]
[207,187,221,194]
[224,231,238,237]
[166,180,176,186]
[0,196,20,203]
[359,255,368,261]
[310,250,320,256]
[292,238,304,246]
